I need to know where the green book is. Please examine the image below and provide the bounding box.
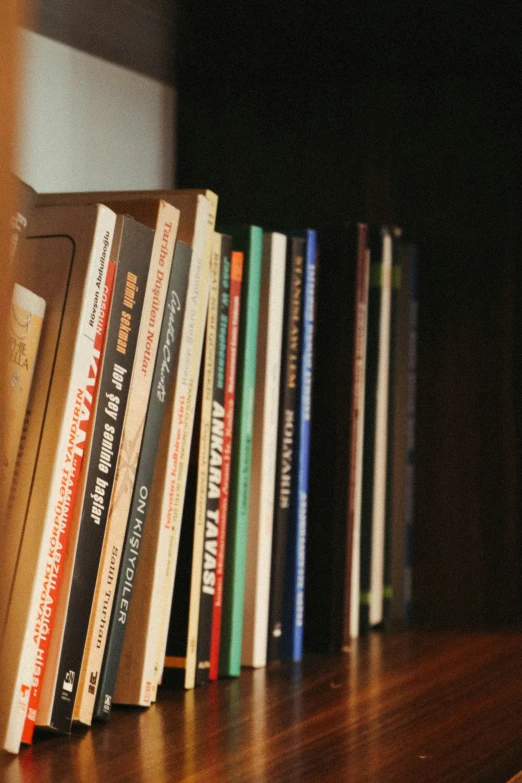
[218,225,263,676]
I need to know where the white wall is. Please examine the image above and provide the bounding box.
[16,29,176,193]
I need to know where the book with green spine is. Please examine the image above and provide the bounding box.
[218,225,262,677]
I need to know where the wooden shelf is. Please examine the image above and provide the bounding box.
[2,631,522,781]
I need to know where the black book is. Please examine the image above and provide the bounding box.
[267,235,305,662]
[194,236,231,686]
[43,216,153,733]
[93,240,192,720]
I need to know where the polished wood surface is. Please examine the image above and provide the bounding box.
[1,631,522,782]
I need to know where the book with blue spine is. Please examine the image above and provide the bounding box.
[281,229,317,662]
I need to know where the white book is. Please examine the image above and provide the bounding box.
[349,247,370,640]
[369,229,393,627]
[241,232,287,667]
[0,204,116,754]
[113,193,213,706]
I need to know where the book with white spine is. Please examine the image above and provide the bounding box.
[241,232,287,668]
[369,228,393,627]
[113,192,215,706]
[0,203,116,754]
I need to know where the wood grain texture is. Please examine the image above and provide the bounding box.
[1,631,522,781]
[32,0,175,83]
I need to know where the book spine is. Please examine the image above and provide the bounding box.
[113,242,194,708]
[0,206,116,754]
[282,230,317,662]
[26,259,116,740]
[209,251,243,681]
[359,229,384,635]
[369,228,393,627]
[1,285,45,503]
[241,233,287,668]
[152,202,216,699]
[404,247,418,623]
[347,229,370,643]
[219,226,263,677]
[267,236,305,662]
[94,241,191,720]
[72,220,153,728]
[383,236,402,627]
[194,237,231,686]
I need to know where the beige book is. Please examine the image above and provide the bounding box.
[1,284,45,504]
[0,204,116,754]
[114,190,217,706]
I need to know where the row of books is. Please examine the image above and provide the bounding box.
[0,185,317,754]
[306,224,418,651]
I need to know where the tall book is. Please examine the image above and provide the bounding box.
[194,236,232,685]
[369,227,393,627]
[218,225,263,677]
[163,234,231,689]
[359,227,392,634]
[383,233,404,627]
[404,246,418,624]
[32,213,158,734]
[94,239,192,719]
[241,232,287,668]
[1,284,45,504]
[267,236,305,662]
[281,229,317,662]
[347,227,370,642]
[387,242,412,628]
[209,251,244,681]
[0,203,116,754]
[113,192,215,707]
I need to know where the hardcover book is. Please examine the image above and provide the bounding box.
[281,229,317,662]
[241,232,287,668]
[0,203,116,754]
[209,250,244,681]
[267,235,305,662]
[218,225,263,678]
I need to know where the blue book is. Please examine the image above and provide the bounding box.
[281,229,317,661]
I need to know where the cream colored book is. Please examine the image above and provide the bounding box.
[241,232,287,668]
[369,229,393,627]
[114,191,216,706]
[0,203,116,754]
[1,284,45,505]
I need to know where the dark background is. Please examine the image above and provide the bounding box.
[35,0,522,627]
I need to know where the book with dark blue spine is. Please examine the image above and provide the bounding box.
[281,229,317,662]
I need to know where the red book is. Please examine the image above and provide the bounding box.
[21,258,116,743]
[209,250,243,680]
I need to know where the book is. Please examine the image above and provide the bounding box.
[94,240,192,720]
[33,214,157,733]
[281,229,317,662]
[404,246,418,624]
[194,236,232,686]
[0,203,116,754]
[209,250,244,681]
[162,234,232,690]
[1,285,45,505]
[267,235,305,662]
[347,228,370,642]
[359,227,391,634]
[369,227,393,627]
[241,232,287,668]
[113,192,214,707]
[218,225,263,678]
